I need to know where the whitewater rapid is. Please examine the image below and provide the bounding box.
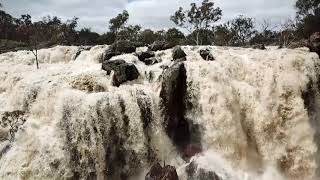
[0,45,319,180]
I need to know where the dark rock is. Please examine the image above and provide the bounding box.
[144,57,160,65]
[136,51,155,62]
[308,32,320,57]
[199,49,215,61]
[104,49,121,61]
[112,63,139,87]
[174,57,187,62]
[160,63,202,155]
[102,59,126,75]
[160,65,169,70]
[163,43,175,50]
[172,46,187,60]
[186,161,223,180]
[73,47,92,60]
[110,40,136,54]
[145,163,163,180]
[161,165,179,180]
[103,40,137,61]
[74,50,82,60]
[149,41,175,51]
[252,44,266,50]
[160,62,190,149]
[145,163,179,180]
[102,59,139,86]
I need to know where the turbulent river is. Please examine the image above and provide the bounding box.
[0,45,319,180]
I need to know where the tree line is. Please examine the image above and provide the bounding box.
[0,0,319,50]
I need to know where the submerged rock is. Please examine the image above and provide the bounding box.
[145,163,179,180]
[172,46,187,61]
[145,57,160,65]
[102,59,139,86]
[186,161,223,180]
[252,44,266,50]
[69,74,105,92]
[73,46,92,60]
[199,49,215,61]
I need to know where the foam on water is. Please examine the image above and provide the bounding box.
[0,45,319,180]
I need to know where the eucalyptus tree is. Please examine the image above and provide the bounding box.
[109,10,129,41]
[170,0,222,45]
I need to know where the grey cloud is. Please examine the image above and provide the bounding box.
[2,0,297,33]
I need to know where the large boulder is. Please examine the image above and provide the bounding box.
[104,40,137,61]
[144,57,160,65]
[136,51,155,62]
[102,59,139,86]
[104,49,121,61]
[172,46,187,61]
[199,49,215,61]
[102,59,126,75]
[160,62,190,149]
[145,163,179,180]
[308,32,320,57]
[149,41,175,51]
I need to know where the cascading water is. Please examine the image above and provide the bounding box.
[0,45,319,180]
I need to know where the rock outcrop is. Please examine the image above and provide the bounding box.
[199,49,215,61]
[145,163,179,180]
[102,59,139,86]
[160,62,190,149]
[136,51,156,65]
[104,40,137,61]
[172,46,187,61]
[104,50,121,61]
[110,40,136,54]
[144,57,160,65]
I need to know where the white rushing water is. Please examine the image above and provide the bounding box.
[0,45,319,180]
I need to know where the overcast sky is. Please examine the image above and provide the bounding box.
[2,0,297,33]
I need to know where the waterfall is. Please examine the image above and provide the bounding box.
[0,45,319,180]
